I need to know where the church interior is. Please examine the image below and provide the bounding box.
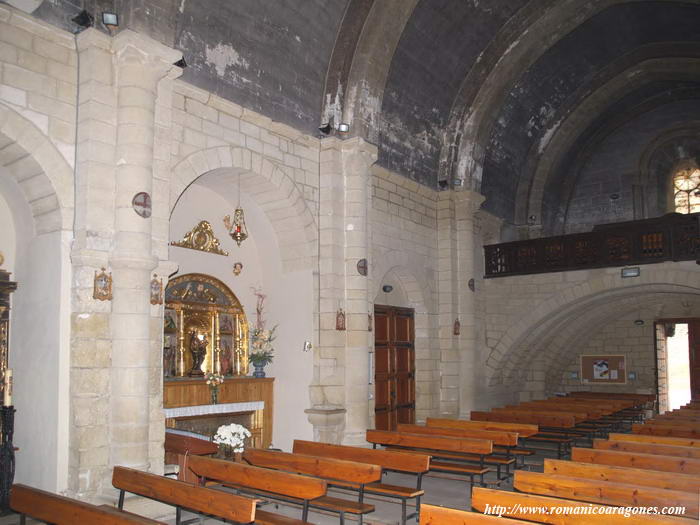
[0,0,699,522]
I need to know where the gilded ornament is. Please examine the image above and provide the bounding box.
[170,220,228,255]
[93,268,113,301]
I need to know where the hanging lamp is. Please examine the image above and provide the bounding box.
[224,173,248,246]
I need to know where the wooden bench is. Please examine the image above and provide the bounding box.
[366,429,492,488]
[185,455,328,523]
[10,483,166,525]
[396,423,518,475]
[425,417,538,437]
[633,422,700,439]
[513,470,698,518]
[293,439,427,525]
[608,432,700,447]
[471,486,696,524]
[543,458,700,493]
[164,430,218,483]
[593,437,700,459]
[420,503,533,524]
[112,465,259,525]
[242,448,377,524]
[571,446,700,474]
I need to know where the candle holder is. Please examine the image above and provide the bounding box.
[0,406,15,515]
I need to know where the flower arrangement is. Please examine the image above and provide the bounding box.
[212,423,251,453]
[248,288,277,367]
[205,372,224,404]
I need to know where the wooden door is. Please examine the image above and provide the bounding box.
[374,305,415,430]
[689,320,700,400]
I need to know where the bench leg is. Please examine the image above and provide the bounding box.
[19,514,25,525]
[339,511,345,525]
[302,500,309,522]
[416,472,423,522]
[175,506,181,525]
[118,489,125,510]
[401,499,407,525]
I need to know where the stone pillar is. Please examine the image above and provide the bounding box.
[309,137,376,445]
[70,28,118,500]
[109,31,181,473]
[341,138,376,445]
[455,191,485,418]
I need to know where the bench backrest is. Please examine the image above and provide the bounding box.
[10,484,165,525]
[608,432,700,447]
[471,487,695,524]
[186,454,327,500]
[633,423,700,439]
[397,423,518,446]
[420,503,533,524]
[593,438,700,459]
[366,429,493,454]
[544,458,700,493]
[292,439,430,473]
[514,470,698,518]
[571,447,700,474]
[112,466,256,523]
[426,417,538,437]
[164,431,218,455]
[494,407,588,422]
[243,448,382,484]
[471,410,576,428]
[513,402,604,418]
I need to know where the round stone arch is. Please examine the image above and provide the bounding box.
[0,101,74,233]
[485,265,700,388]
[445,0,698,190]
[170,146,317,272]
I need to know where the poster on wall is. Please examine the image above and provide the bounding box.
[580,354,626,384]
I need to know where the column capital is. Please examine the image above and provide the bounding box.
[112,29,182,76]
[453,189,486,216]
[321,136,378,162]
[76,27,112,52]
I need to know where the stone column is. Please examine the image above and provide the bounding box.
[309,137,376,445]
[455,191,485,418]
[109,31,180,473]
[341,138,376,445]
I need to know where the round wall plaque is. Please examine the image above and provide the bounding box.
[132,192,152,218]
[357,258,368,276]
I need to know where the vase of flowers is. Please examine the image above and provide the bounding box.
[248,288,277,377]
[205,372,224,404]
[212,423,251,461]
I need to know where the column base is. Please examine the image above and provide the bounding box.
[305,405,346,444]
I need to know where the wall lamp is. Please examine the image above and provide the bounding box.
[71,10,94,30]
[318,117,350,135]
[382,285,393,293]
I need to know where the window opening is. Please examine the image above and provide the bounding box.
[673,165,700,214]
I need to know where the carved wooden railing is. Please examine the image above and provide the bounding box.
[484,213,699,278]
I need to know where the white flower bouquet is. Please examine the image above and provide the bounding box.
[212,423,251,453]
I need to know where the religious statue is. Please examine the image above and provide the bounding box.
[188,331,208,376]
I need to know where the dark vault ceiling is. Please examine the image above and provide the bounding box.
[21,0,700,233]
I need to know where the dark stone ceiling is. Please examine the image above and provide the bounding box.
[21,0,700,230]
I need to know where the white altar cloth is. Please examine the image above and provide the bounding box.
[164,401,264,419]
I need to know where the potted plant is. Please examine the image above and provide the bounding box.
[248,288,277,377]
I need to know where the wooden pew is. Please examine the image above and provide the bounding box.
[293,439,427,524]
[543,458,700,493]
[513,470,698,518]
[608,432,700,447]
[10,484,166,525]
[420,503,534,524]
[633,422,700,439]
[164,430,218,483]
[426,417,538,437]
[366,429,492,486]
[111,466,258,525]
[471,486,695,524]
[185,455,327,523]
[396,423,518,475]
[242,448,377,524]
[471,410,576,428]
[571,447,700,474]
[593,438,700,459]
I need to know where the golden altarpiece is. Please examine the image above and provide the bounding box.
[162,273,272,448]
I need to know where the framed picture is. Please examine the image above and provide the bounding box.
[580,354,626,384]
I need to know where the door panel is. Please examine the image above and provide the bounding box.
[374,305,415,430]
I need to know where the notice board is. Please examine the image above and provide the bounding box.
[580,354,626,384]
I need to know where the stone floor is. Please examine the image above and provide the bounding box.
[0,443,569,525]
